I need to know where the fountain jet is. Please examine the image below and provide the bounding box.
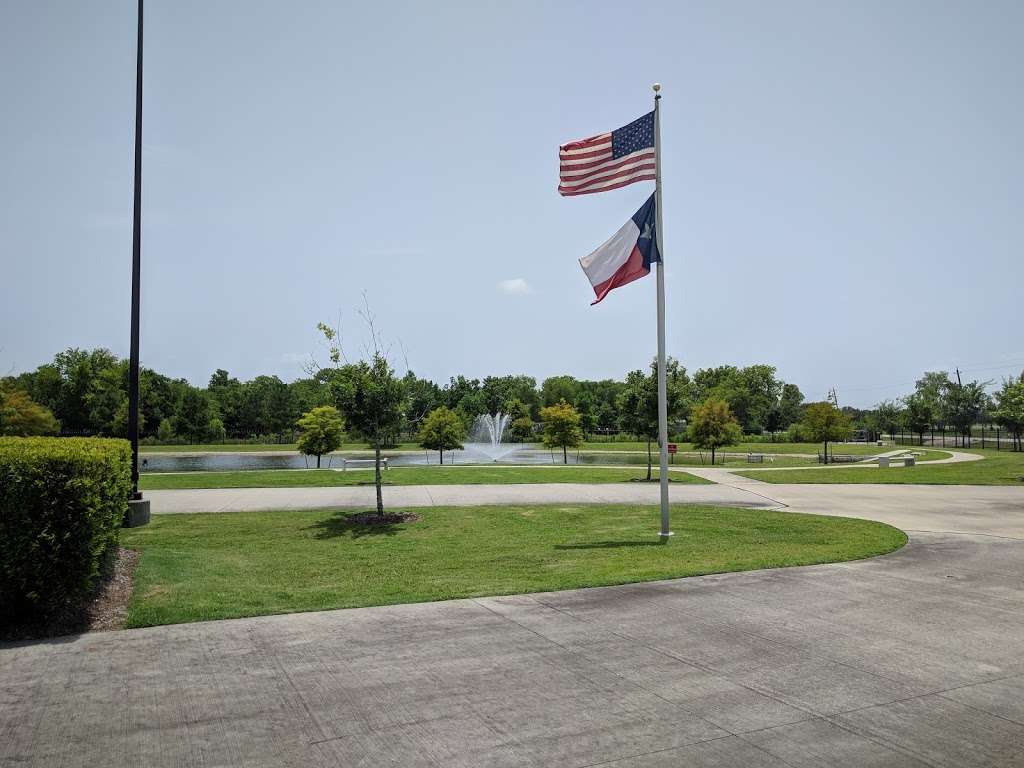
[462,412,519,462]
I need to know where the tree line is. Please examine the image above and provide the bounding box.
[3,347,1020,456]
[1,348,810,445]
[854,370,1024,450]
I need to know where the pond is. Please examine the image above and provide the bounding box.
[139,446,653,473]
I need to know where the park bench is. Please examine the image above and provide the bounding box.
[878,455,915,468]
[341,458,389,471]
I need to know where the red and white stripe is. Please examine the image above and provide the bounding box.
[558,132,656,197]
[579,215,650,304]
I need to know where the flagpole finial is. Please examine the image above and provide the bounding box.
[652,83,661,93]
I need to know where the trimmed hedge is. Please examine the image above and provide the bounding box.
[0,437,131,620]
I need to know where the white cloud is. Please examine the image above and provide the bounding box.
[497,278,534,296]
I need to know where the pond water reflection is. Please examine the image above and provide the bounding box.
[140,447,651,473]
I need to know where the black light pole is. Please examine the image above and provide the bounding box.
[125,0,150,527]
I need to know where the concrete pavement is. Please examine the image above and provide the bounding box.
[3,479,1024,766]
[143,449,985,515]
[686,470,1024,539]
[146,480,780,514]
[716,448,984,472]
[753,483,1024,539]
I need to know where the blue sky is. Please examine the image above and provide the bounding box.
[2,0,1022,406]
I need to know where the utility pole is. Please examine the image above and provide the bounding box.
[125,0,150,527]
[828,387,839,409]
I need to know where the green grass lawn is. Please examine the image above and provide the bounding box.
[139,465,710,490]
[121,504,906,627]
[736,448,1024,485]
[577,441,894,456]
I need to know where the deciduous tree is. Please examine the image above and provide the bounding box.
[774,383,805,433]
[173,388,214,444]
[942,378,989,447]
[296,406,344,468]
[418,406,466,465]
[915,371,951,431]
[504,398,535,442]
[508,416,535,443]
[871,400,903,442]
[111,396,144,438]
[443,375,484,421]
[687,398,742,465]
[992,373,1024,451]
[156,418,175,442]
[403,371,442,431]
[616,358,690,479]
[541,376,580,408]
[901,392,933,444]
[247,376,298,442]
[801,401,852,464]
[481,375,540,416]
[595,402,618,433]
[330,356,405,515]
[540,400,582,464]
[0,388,59,436]
[575,393,596,438]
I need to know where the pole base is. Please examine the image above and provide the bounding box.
[658,531,674,538]
[124,497,151,528]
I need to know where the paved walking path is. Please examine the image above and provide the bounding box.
[719,448,983,472]
[146,480,778,514]
[144,449,984,515]
[4,475,1024,766]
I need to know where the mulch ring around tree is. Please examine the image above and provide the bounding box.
[1,547,139,642]
[346,511,420,526]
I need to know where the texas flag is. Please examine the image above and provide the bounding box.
[579,193,660,304]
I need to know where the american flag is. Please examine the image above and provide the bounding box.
[558,111,656,197]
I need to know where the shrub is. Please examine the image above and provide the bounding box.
[0,436,131,620]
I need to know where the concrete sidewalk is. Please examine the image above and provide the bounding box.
[146,480,781,514]
[4,481,1024,766]
[685,449,983,477]
[4,526,1023,767]
[682,472,1024,539]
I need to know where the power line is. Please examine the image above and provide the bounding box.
[830,359,1024,395]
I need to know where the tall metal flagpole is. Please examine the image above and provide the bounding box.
[125,0,150,527]
[653,84,672,538]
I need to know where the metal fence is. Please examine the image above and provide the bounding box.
[891,426,1021,450]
